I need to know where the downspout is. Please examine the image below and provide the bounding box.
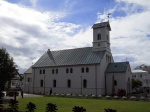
[95,64,97,96]
[24,74,26,92]
[33,68,35,94]
[105,73,107,95]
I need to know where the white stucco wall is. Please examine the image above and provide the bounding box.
[24,73,33,93]
[31,65,102,95]
[106,64,132,95]
[132,70,150,88]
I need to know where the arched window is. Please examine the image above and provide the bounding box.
[86,67,89,73]
[70,68,73,73]
[40,80,43,87]
[43,70,45,74]
[56,69,58,74]
[66,68,69,73]
[40,70,42,74]
[67,79,71,88]
[97,34,101,40]
[53,80,56,87]
[52,69,54,74]
[83,79,87,88]
[81,68,84,73]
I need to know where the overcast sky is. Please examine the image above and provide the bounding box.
[0,0,150,73]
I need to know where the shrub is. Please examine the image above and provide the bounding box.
[0,104,4,111]
[26,102,36,112]
[46,103,58,112]
[8,99,19,112]
[104,108,117,112]
[72,106,86,112]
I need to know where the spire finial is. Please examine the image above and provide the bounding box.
[107,13,111,21]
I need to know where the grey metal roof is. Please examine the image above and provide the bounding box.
[92,21,111,31]
[105,62,129,73]
[32,47,105,68]
[24,66,32,74]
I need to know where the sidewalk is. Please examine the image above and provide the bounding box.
[0,92,43,104]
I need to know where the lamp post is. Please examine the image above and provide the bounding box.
[81,76,82,95]
[28,82,29,93]
[44,75,46,94]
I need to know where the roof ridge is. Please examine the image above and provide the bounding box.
[51,47,92,52]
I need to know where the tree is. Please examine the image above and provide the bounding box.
[0,48,18,95]
[132,79,142,89]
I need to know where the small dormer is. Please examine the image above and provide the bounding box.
[92,21,111,52]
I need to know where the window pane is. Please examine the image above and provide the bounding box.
[52,69,54,74]
[86,67,89,73]
[67,80,71,88]
[53,80,56,87]
[40,80,43,87]
[43,70,45,74]
[66,68,69,73]
[40,70,42,74]
[81,68,84,73]
[83,79,87,88]
[70,68,73,73]
[56,69,58,74]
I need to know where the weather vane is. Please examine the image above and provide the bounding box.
[107,13,111,21]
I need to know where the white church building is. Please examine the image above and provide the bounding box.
[24,21,132,96]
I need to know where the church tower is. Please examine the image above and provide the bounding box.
[92,21,111,52]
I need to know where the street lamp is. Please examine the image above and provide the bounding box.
[44,75,46,94]
[28,82,29,93]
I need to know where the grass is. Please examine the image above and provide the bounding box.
[13,97,150,112]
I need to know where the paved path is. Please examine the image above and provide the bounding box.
[1,92,43,104]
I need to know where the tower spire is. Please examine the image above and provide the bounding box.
[107,13,111,22]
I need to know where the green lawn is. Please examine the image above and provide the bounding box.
[16,97,150,112]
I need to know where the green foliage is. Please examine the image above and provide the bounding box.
[104,108,117,112]
[132,79,142,89]
[26,102,36,112]
[72,106,86,112]
[0,104,4,111]
[46,103,58,112]
[0,48,18,93]
[8,99,19,112]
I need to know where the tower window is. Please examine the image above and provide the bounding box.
[98,43,100,46]
[28,78,30,82]
[97,34,101,40]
